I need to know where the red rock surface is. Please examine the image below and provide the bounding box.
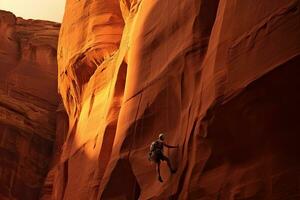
[53,0,300,199]
[0,10,62,200]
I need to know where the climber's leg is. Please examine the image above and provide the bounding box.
[156,161,163,182]
[162,155,176,174]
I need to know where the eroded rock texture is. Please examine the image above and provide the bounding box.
[0,10,62,200]
[53,0,300,199]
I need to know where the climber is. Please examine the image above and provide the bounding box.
[148,133,179,182]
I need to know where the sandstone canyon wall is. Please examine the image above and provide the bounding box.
[53,0,300,199]
[0,10,63,200]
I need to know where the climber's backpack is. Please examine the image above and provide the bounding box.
[148,140,160,162]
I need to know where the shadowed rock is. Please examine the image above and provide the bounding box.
[0,10,64,200]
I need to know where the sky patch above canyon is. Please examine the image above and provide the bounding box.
[0,0,66,22]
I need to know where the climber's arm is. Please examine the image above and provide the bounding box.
[163,143,178,148]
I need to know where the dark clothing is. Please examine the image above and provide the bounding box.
[151,149,167,163]
[149,140,175,163]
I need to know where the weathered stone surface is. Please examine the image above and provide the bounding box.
[0,10,61,200]
[53,0,300,199]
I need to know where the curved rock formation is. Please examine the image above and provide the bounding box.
[0,10,62,200]
[53,0,300,199]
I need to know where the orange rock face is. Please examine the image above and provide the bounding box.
[54,0,300,199]
[0,10,62,200]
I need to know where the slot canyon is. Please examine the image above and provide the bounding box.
[0,0,300,199]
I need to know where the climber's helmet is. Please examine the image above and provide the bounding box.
[159,133,165,141]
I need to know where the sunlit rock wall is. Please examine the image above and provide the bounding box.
[0,10,61,200]
[54,0,300,199]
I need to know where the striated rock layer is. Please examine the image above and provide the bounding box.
[53,0,300,199]
[0,10,63,200]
